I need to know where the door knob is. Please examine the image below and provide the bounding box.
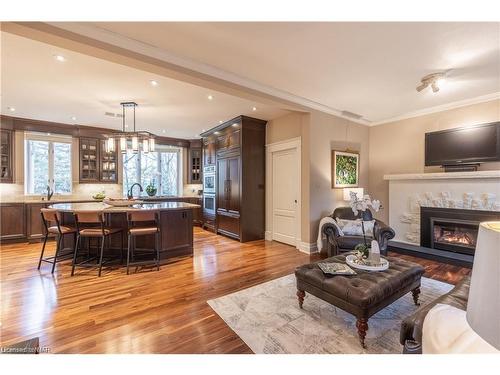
[294,200,298,203]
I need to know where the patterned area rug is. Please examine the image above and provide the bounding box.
[208,274,453,354]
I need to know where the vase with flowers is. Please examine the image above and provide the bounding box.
[348,191,381,262]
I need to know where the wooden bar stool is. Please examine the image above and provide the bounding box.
[71,210,123,277]
[38,208,77,274]
[126,210,160,274]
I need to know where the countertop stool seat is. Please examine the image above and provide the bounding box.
[126,210,160,274]
[71,210,123,277]
[38,208,77,274]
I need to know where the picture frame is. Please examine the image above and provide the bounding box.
[332,150,359,188]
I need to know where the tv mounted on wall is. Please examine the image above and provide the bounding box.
[425,122,500,171]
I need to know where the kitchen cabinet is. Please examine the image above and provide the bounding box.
[0,203,26,241]
[79,137,118,183]
[99,139,118,183]
[203,137,216,166]
[0,129,14,183]
[79,137,100,182]
[202,116,266,242]
[160,209,193,256]
[26,203,50,241]
[188,141,202,184]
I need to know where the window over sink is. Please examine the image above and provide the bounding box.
[24,132,72,195]
[122,145,181,197]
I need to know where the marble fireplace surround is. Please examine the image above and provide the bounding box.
[384,170,500,245]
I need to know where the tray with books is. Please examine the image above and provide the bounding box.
[317,262,357,276]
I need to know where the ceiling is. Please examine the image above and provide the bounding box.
[0,31,288,138]
[77,22,500,124]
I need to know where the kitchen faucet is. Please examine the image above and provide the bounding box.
[127,183,143,200]
[46,185,54,201]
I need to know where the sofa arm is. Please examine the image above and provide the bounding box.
[374,219,395,255]
[322,223,342,257]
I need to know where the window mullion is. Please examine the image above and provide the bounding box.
[49,142,55,191]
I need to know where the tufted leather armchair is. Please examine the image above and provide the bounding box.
[321,207,395,257]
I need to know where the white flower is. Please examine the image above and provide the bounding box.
[349,191,382,215]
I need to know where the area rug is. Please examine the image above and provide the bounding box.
[207,274,453,354]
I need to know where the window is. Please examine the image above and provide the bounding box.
[25,133,72,195]
[122,146,181,196]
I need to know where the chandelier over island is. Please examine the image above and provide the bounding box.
[104,101,155,154]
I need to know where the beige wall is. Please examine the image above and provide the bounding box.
[369,99,500,223]
[307,110,370,243]
[266,110,370,244]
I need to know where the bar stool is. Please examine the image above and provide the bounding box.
[38,208,77,274]
[126,210,160,274]
[71,210,123,277]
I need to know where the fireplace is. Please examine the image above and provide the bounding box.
[421,207,500,256]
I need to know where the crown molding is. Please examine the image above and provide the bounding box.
[39,22,371,126]
[370,92,500,126]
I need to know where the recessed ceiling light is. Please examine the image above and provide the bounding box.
[202,129,206,132]
[219,120,223,124]
[162,130,166,134]
[252,106,257,111]
[232,123,239,127]
[150,80,159,87]
[71,116,77,121]
[207,95,214,101]
[7,107,15,112]
[214,131,220,135]
[53,54,66,62]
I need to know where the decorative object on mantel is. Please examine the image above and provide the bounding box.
[145,182,157,197]
[332,150,359,188]
[104,102,156,154]
[400,191,500,244]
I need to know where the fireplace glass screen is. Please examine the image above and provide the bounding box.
[432,219,478,252]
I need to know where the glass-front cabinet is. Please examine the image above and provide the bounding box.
[0,129,14,183]
[100,139,118,183]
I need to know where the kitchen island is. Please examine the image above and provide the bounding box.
[49,201,200,260]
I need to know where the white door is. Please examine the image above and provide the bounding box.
[272,148,299,246]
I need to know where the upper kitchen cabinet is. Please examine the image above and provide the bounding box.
[0,129,14,183]
[99,139,118,183]
[203,136,216,166]
[79,137,99,182]
[79,137,118,183]
[188,140,202,184]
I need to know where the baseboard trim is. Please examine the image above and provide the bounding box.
[264,231,272,241]
[298,242,318,254]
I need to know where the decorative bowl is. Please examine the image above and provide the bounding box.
[345,254,389,272]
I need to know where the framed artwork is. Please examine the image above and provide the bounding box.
[332,150,359,188]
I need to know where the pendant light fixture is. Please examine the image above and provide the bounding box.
[105,102,156,154]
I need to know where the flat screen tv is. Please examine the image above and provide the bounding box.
[425,122,500,167]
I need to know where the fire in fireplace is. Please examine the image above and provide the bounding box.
[420,207,500,258]
[432,220,478,250]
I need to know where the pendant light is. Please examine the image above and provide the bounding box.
[105,102,156,154]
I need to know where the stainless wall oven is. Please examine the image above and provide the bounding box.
[203,193,216,216]
[203,165,216,193]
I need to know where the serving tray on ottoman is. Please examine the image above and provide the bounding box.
[295,254,424,348]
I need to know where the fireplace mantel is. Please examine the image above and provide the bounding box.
[386,169,500,246]
[384,170,500,181]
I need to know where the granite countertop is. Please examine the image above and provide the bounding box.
[1,195,202,204]
[49,201,201,212]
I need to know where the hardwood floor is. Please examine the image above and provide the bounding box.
[0,228,470,354]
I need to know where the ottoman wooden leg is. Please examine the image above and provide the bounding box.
[297,290,305,309]
[412,287,421,306]
[356,318,368,349]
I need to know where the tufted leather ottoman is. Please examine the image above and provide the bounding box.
[295,254,424,348]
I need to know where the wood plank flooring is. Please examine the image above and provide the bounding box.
[0,228,470,353]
